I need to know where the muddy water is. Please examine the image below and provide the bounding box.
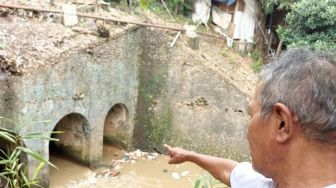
[50,145,212,188]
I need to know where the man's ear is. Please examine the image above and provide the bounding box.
[273,103,295,143]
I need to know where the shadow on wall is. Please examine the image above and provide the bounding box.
[103,103,129,149]
[49,113,91,165]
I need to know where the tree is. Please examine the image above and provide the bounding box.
[277,0,336,53]
[261,0,294,15]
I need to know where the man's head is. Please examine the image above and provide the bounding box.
[247,48,336,176]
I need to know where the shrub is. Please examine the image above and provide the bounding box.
[0,117,58,188]
[277,0,336,53]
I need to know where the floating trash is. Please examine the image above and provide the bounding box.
[181,171,190,176]
[172,172,181,180]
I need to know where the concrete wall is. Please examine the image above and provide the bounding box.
[0,28,141,186]
[132,29,250,160]
[0,27,251,187]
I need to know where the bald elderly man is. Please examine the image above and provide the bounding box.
[165,48,336,188]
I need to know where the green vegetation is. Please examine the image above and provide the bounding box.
[0,117,58,188]
[277,0,336,53]
[146,106,172,147]
[261,0,335,53]
[139,0,156,9]
[135,39,173,149]
[137,0,193,16]
[251,49,263,73]
[166,0,193,16]
[261,0,293,15]
[221,48,236,65]
[194,173,229,188]
[139,67,173,148]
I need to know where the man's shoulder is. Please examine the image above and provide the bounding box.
[230,162,274,188]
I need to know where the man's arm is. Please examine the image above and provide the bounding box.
[164,144,238,186]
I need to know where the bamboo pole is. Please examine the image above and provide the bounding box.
[0,3,227,40]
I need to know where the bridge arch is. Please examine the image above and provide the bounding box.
[49,112,91,164]
[103,103,131,148]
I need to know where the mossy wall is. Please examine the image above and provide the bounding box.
[132,29,251,160]
[132,29,173,152]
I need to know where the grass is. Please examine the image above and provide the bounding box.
[221,47,237,65]
[251,49,263,73]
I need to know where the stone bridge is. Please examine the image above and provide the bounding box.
[0,27,253,186]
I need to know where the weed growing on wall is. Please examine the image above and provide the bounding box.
[146,106,172,148]
[0,117,58,188]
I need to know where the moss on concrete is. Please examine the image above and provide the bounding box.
[133,29,173,151]
[145,105,172,148]
[134,65,173,150]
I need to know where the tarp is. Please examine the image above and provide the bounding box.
[213,0,237,6]
[192,0,211,25]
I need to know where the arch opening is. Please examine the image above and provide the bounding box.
[49,113,90,164]
[48,113,92,187]
[103,103,129,149]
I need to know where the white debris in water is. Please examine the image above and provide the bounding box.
[147,155,156,160]
[129,170,136,175]
[134,149,142,157]
[120,149,160,164]
[114,164,122,170]
[87,175,97,184]
[171,172,181,180]
[181,171,190,176]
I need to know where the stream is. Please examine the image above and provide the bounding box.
[49,145,210,188]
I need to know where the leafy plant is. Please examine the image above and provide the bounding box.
[139,0,156,9]
[261,0,294,14]
[194,173,228,188]
[0,117,58,188]
[251,49,263,73]
[167,0,193,16]
[277,0,336,53]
